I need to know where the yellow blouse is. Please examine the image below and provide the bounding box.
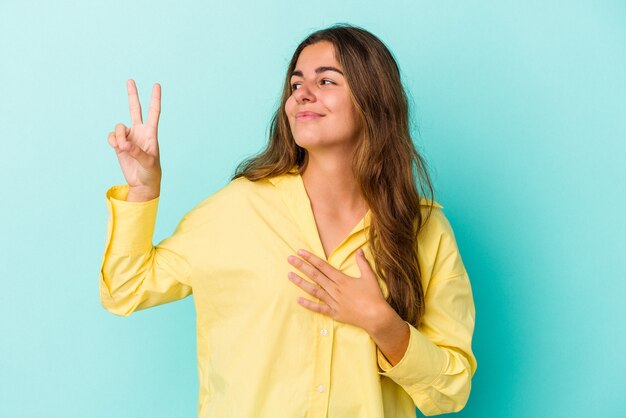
[99,169,477,417]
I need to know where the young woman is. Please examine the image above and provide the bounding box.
[101,23,477,417]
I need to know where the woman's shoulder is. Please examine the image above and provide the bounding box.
[418,200,454,241]
[419,197,444,209]
[416,197,447,239]
[416,200,468,280]
[415,197,457,254]
[188,175,275,212]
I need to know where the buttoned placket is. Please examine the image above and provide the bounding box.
[276,170,371,417]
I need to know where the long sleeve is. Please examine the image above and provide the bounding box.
[376,209,478,416]
[98,184,194,317]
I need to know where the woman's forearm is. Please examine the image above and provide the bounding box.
[366,304,410,367]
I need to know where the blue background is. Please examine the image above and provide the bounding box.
[1,1,624,417]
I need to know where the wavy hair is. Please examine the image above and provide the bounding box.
[232,23,435,327]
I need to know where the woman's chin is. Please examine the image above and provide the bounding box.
[293,134,335,149]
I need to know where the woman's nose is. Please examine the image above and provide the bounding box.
[294,82,316,103]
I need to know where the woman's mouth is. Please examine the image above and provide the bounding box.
[296,111,324,120]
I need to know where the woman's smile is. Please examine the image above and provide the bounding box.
[296,111,324,121]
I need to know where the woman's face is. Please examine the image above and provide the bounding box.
[285,41,363,152]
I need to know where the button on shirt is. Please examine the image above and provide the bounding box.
[99,168,477,417]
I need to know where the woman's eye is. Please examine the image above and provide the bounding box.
[290,79,335,91]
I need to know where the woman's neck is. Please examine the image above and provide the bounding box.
[300,153,368,215]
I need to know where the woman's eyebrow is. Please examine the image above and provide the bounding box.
[290,66,344,78]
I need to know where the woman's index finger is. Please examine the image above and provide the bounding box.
[126,79,143,126]
[146,83,161,129]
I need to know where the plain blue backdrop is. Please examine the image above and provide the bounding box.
[0,1,624,417]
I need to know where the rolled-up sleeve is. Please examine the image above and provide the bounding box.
[376,209,477,416]
[98,184,193,317]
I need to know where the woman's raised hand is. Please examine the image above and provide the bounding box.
[107,80,162,201]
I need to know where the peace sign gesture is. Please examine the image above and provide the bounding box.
[107,79,162,201]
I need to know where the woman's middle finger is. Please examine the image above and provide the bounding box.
[287,255,340,299]
[287,272,336,304]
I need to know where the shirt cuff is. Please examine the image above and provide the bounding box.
[105,184,159,254]
[376,321,448,387]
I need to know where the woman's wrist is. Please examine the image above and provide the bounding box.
[127,185,160,202]
[366,305,411,367]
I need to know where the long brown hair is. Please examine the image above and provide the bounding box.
[231,23,435,328]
